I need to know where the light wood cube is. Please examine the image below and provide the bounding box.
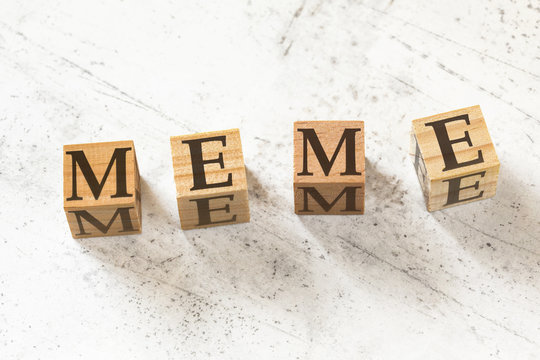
[410,105,500,211]
[63,140,142,238]
[170,129,250,230]
[294,121,365,215]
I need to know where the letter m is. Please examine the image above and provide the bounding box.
[66,147,133,201]
[68,207,136,236]
[297,128,362,176]
[299,186,362,213]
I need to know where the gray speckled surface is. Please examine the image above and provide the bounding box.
[0,0,539,358]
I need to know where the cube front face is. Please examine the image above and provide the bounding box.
[410,105,500,211]
[63,140,142,238]
[170,129,250,230]
[294,121,365,215]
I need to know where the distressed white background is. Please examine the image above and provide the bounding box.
[0,0,539,359]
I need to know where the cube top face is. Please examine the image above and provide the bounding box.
[294,121,365,185]
[170,128,248,199]
[412,105,499,181]
[63,140,138,209]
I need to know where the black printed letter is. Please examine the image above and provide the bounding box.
[69,207,136,236]
[297,128,362,176]
[443,171,486,206]
[299,186,362,212]
[66,147,132,201]
[424,114,483,171]
[182,136,233,191]
[190,194,237,226]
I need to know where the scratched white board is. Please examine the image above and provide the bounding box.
[0,0,538,359]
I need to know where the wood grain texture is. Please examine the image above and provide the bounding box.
[170,129,250,229]
[63,140,141,238]
[294,121,365,214]
[1,0,539,359]
[410,105,500,211]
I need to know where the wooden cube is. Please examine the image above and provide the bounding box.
[410,105,500,211]
[63,140,142,238]
[294,121,365,215]
[170,129,250,230]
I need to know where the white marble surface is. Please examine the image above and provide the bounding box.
[1,0,539,359]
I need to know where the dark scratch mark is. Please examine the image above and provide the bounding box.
[337,235,539,346]
[254,136,270,144]
[59,56,194,129]
[476,85,538,123]
[444,215,540,257]
[160,254,182,265]
[310,0,323,16]
[0,21,196,133]
[95,90,147,110]
[436,61,539,123]
[107,257,207,299]
[264,322,307,343]
[359,4,540,80]
[384,72,445,105]
[283,41,293,56]
[280,0,306,44]
[437,62,466,82]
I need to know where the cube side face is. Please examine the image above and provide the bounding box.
[294,121,365,215]
[294,182,364,215]
[427,164,499,211]
[63,140,141,238]
[411,105,500,211]
[410,131,431,205]
[64,194,141,239]
[170,129,250,229]
[177,189,249,230]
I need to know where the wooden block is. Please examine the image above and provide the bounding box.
[294,121,365,215]
[63,140,142,238]
[170,129,250,230]
[410,105,500,211]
